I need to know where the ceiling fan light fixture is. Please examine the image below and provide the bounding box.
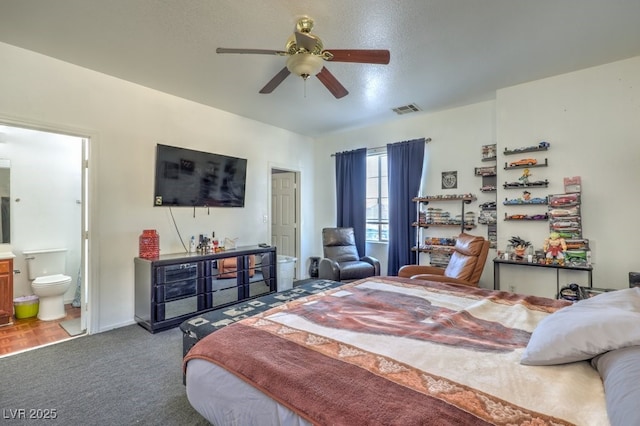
[286,54,324,79]
[217,17,390,98]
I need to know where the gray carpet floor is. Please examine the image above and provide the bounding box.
[0,324,210,425]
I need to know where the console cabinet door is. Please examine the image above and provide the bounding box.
[247,253,276,298]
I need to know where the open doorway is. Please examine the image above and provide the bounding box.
[271,168,300,278]
[0,122,90,352]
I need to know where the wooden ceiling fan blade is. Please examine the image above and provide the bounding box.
[316,67,348,99]
[259,67,291,94]
[326,49,390,64]
[216,47,287,56]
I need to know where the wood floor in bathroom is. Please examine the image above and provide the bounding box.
[0,304,82,356]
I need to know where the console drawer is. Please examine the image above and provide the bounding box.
[155,262,200,283]
[156,294,205,321]
[155,279,204,302]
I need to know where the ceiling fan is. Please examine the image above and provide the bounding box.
[216,17,390,99]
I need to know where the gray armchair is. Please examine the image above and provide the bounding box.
[319,227,380,281]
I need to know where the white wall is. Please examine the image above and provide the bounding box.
[315,101,497,285]
[495,56,640,296]
[0,42,315,332]
[316,56,640,296]
[0,127,83,300]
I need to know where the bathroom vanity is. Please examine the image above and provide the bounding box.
[0,253,15,325]
[134,245,277,333]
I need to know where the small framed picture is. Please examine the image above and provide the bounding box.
[441,171,457,189]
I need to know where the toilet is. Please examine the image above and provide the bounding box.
[23,248,72,321]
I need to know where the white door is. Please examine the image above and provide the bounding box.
[80,138,90,332]
[271,171,297,270]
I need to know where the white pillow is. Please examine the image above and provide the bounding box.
[521,288,640,365]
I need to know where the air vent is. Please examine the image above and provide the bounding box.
[392,103,421,115]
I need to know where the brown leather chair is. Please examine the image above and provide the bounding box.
[398,233,490,287]
[319,227,380,282]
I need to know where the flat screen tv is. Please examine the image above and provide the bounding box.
[154,144,247,207]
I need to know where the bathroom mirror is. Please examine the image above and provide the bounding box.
[0,159,10,244]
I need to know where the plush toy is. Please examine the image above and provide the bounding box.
[543,232,567,265]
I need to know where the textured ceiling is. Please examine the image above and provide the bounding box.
[1,0,640,137]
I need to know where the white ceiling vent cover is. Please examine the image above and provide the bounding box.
[392,103,421,115]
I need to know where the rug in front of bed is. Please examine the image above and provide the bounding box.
[180,279,343,355]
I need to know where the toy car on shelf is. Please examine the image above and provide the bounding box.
[505,213,548,221]
[555,230,582,239]
[503,141,550,154]
[480,201,497,210]
[528,213,549,220]
[549,206,580,217]
[529,197,548,204]
[480,185,496,192]
[478,211,497,224]
[551,219,581,229]
[503,198,523,205]
[509,158,537,167]
[565,239,590,250]
[549,193,580,206]
[505,214,527,220]
[503,179,549,188]
[474,166,497,176]
[503,196,547,205]
[552,227,581,234]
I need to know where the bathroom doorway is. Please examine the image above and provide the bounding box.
[0,122,91,351]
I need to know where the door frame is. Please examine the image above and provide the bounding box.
[0,114,98,334]
[269,165,301,279]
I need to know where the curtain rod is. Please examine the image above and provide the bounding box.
[330,137,431,157]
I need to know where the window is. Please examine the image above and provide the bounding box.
[366,152,388,242]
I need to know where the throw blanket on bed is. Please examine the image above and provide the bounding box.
[184,276,608,425]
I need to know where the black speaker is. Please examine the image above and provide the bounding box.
[629,272,640,288]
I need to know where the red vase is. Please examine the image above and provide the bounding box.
[139,229,160,259]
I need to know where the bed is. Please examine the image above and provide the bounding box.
[183,276,640,425]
